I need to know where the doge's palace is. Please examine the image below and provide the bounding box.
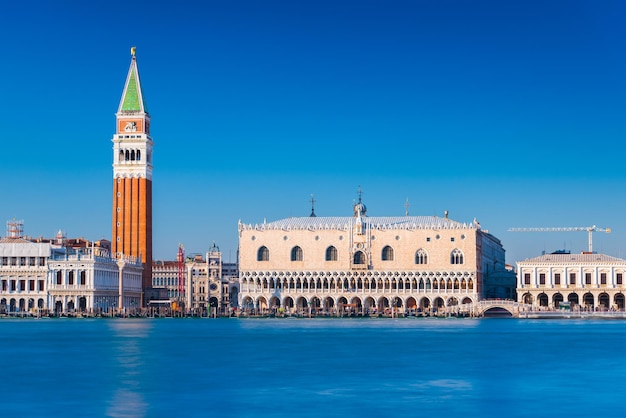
[238,195,506,315]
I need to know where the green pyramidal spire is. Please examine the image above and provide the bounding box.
[118,47,148,114]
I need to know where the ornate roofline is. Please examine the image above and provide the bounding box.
[238,216,478,232]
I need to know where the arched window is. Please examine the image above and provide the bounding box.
[56,271,62,285]
[291,246,303,261]
[119,150,124,163]
[257,246,269,261]
[415,249,428,265]
[450,249,464,265]
[125,150,130,161]
[382,246,394,261]
[80,271,86,285]
[136,150,141,161]
[325,246,338,261]
[68,271,74,285]
[130,150,136,161]
[353,251,365,265]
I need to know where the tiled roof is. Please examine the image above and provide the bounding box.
[240,216,476,231]
[519,253,626,264]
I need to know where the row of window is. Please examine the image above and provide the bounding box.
[55,271,87,286]
[524,272,624,285]
[0,257,47,267]
[1,280,45,292]
[257,246,465,265]
[118,148,142,162]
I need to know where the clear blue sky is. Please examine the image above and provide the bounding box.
[2,0,626,264]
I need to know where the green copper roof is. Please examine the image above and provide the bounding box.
[119,58,148,113]
[121,69,140,111]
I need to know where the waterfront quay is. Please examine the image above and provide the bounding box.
[4,298,626,319]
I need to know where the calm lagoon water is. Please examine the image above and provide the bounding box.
[2,317,625,417]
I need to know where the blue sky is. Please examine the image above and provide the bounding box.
[2,0,626,264]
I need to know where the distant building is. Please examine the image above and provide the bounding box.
[46,232,142,314]
[238,194,510,315]
[0,221,50,313]
[151,243,239,316]
[516,250,626,310]
[482,263,517,300]
[0,220,142,314]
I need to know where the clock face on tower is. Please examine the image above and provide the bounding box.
[118,119,143,134]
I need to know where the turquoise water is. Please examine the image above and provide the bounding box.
[1,317,624,417]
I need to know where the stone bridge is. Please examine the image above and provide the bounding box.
[459,299,530,317]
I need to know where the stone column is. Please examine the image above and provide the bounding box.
[117,258,126,313]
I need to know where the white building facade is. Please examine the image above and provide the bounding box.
[238,200,508,315]
[47,246,142,314]
[0,238,51,313]
[516,252,626,310]
[0,229,142,315]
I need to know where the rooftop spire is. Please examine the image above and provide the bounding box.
[118,47,148,114]
[310,194,316,217]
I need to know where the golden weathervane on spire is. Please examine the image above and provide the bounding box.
[131,46,136,57]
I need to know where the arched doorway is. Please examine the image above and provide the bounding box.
[321,296,333,314]
[522,293,533,304]
[79,297,87,312]
[391,297,403,315]
[242,296,254,314]
[552,293,564,309]
[310,296,321,314]
[296,297,308,313]
[406,297,417,315]
[567,293,579,306]
[257,296,268,313]
[377,297,390,314]
[598,293,610,311]
[350,297,363,315]
[283,296,294,313]
[615,293,625,311]
[433,297,444,313]
[583,293,594,310]
[364,297,376,314]
[269,296,281,313]
[538,293,548,307]
[209,296,219,314]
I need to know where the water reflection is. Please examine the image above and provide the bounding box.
[106,321,152,417]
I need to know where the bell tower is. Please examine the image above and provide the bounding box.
[112,47,153,300]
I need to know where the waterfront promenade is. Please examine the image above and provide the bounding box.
[4,298,626,319]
